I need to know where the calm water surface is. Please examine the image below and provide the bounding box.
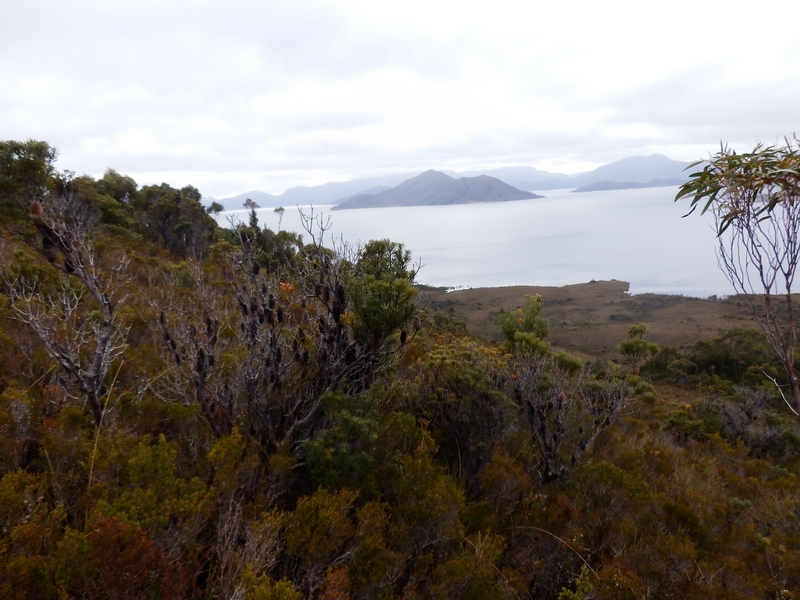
[220,186,731,297]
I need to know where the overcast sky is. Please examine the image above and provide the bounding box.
[3,0,799,199]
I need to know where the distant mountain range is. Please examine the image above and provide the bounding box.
[332,170,542,210]
[206,154,693,211]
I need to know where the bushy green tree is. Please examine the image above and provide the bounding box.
[398,337,511,489]
[618,323,658,371]
[94,168,137,203]
[348,239,420,351]
[132,182,217,257]
[498,294,549,355]
[687,327,779,384]
[0,139,56,225]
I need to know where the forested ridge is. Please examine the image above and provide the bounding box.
[1,140,799,600]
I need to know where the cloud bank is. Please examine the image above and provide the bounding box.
[3,0,799,197]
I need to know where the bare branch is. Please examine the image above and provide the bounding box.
[1,184,130,426]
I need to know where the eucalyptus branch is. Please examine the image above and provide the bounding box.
[679,139,800,415]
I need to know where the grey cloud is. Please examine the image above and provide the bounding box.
[598,64,800,148]
[5,0,800,199]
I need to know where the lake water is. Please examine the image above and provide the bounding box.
[219,186,732,298]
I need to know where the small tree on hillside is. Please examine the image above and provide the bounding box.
[500,296,635,482]
[618,323,658,373]
[1,161,129,427]
[677,139,800,415]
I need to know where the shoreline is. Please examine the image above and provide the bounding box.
[419,279,730,300]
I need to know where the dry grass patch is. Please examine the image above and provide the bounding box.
[419,280,759,361]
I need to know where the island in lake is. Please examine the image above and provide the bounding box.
[332,170,542,210]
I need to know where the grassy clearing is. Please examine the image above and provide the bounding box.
[419,279,758,360]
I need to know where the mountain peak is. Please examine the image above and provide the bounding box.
[411,169,454,181]
[333,171,541,210]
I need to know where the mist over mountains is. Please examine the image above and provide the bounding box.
[207,154,693,211]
